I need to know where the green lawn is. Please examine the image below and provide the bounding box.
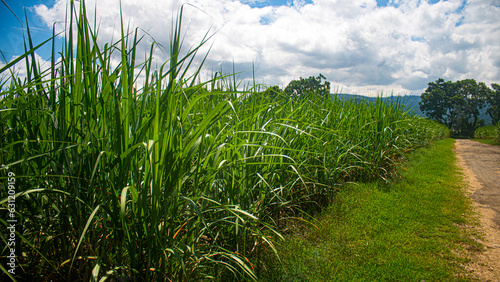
[261,138,481,281]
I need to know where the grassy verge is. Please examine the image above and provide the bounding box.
[262,138,481,281]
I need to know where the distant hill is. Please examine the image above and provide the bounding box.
[332,94,423,116]
[332,94,493,125]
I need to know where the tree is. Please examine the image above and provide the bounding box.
[486,83,500,124]
[419,78,457,128]
[451,79,489,137]
[284,74,331,98]
[262,85,283,99]
[419,78,491,137]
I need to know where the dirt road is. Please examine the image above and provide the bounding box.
[454,139,500,281]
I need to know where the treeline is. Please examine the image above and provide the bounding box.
[419,78,500,137]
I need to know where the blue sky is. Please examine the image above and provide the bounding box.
[244,0,442,8]
[245,0,444,8]
[0,1,59,61]
[244,0,313,8]
[1,0,498,96]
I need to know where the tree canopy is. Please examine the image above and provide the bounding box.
[419,78,499,137]
[486,83,500,124]
[284,74,331,98]
[261,85,283,99]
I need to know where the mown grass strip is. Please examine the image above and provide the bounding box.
[262,138,481,281]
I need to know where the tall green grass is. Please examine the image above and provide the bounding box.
[1,1,449,280]
[474,124,500,141]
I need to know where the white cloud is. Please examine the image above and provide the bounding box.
[32,0,500,96]
[0,53,53,90]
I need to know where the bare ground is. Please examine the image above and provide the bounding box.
[454,139,500,281]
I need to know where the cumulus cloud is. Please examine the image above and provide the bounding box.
[32,0,500,96]
[0,53,53,89]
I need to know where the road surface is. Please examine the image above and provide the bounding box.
[455,139,500,281]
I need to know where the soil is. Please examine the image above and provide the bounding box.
[454,139,500,281]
